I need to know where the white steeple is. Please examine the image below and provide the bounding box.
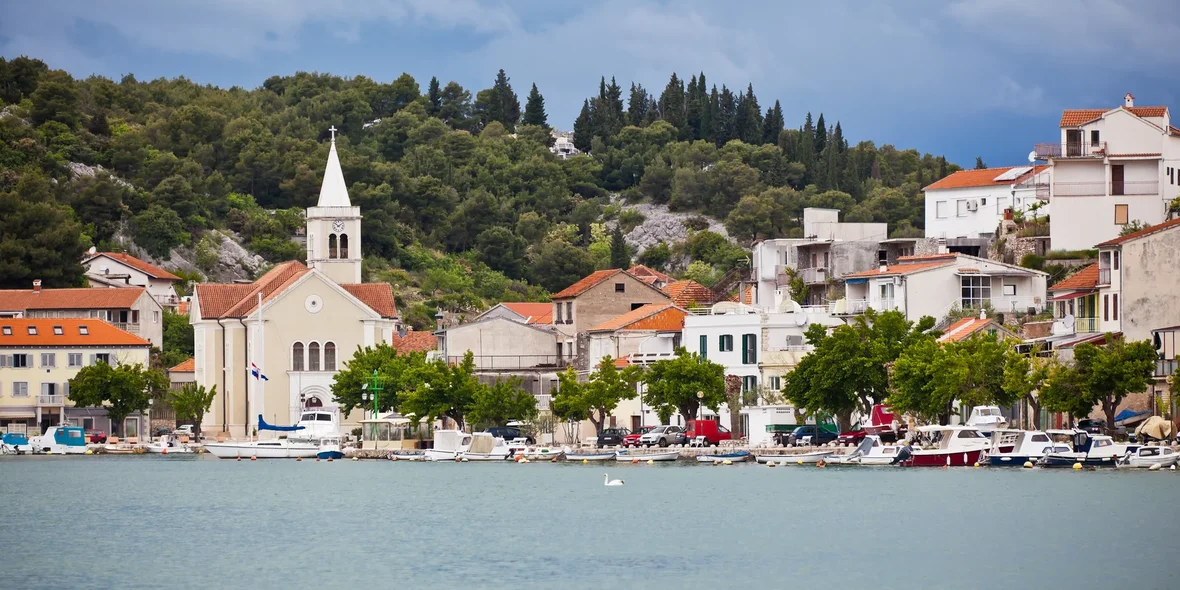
[317,126,351,207]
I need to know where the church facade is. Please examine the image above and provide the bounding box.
[191,133,399,438]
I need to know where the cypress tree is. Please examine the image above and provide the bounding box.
[814,113,827,156]
[606,77,625,137]
[685,74,702,140]
[798,113,817,184]
[427,76,442,117]
[627,82,649,126]
[573,99,593,152]
[974,156,987,169]
[610,225,630,269]
[644,97,660,126]
[658,73,686,134]
[522,83,548,128]
[702,84,717,143]
[490,69,520,131]
[737,83,763,144]
[714,85,737,146]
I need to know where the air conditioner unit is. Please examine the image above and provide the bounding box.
[893,276,902,286]
[966,200,979,212]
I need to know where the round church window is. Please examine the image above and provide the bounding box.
[304,294,323,314]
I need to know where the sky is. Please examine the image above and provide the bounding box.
[4,0,1180,168]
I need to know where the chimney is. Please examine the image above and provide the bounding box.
[1124,93,1134,108]
[398,325,408,338]
[878,265,888,273]
[434,311,445,332]
[32,279,41,293]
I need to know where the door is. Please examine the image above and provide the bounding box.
[1111,165,1124,196]
[1066,129,1082,156]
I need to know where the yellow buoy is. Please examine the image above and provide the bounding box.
[722,459,733,465]
[1023,461,1033,468]
[352,456,358,461]
[85,449,93,455]
[1072,462,1082,470]
[45,451,52,455]
[972,462,979,468]
[767,461,777,467]
[582,459,588,464]
[646,459,654,465]
[797,459,803,465]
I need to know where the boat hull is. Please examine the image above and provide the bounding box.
[388,452,426,461]
[695,451,751,462]
[1039,454,1118,468]
[615,451,679,462]
[424,449,462,462]
[145,445,193,454]
[565,453,616,462]
[461,452,511,461]
[827,454,895,466]
[1121,454,1180,468]
[987,454,1037,466]
[756,450,834,464]
[203,442,319,459]
[905,449,984,467]
[316,450,344,460]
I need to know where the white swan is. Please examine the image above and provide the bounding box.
[604,473,624,486]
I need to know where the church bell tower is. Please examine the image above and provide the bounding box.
[306,127,362,284]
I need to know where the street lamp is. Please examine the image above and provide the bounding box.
[696,391,703,421]
[362,370,383,421]
[147,397,154,442]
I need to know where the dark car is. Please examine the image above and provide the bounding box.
[597,427,630,448]
[486,426,535,444]
[85,429,107,444]
[1077,419,1106,434]
[787,425,838,447]
[835,427,868,446]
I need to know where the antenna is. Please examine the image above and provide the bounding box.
[1028,150,1037,163]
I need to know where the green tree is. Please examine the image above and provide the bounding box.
[974,157,987,169]
[169,382,217,436]
[68,362,167,436]
[636,242,670,271]
[642,348,726,425]
[400,351,482,429]
[475,226,527,280]
[0,182,88,289]
[331,344,428,415]
[1003,348,1055,429]
[552,359,642,436]
[609,225,630,269]
[30,70,79,128]
[529,238,595,293]
[468,376,538,428]
[129,205,188,259]
[891,333,1019,425]
[426,76,442,116]
[522,83,548,128]
[572,99,593,153]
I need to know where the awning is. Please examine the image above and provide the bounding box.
[1049,290,1094,301]
[845,278,867,284]
[0,409,36,419]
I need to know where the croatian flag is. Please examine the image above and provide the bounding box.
[250,362,269,381]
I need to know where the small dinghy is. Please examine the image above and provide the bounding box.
[564,449,617,462]
[695,450,751,463]
[145,434,193,454]
[615,449,679,462]
[1119,445,1179,468]
[755,450,834,464]
[388,451,426,461]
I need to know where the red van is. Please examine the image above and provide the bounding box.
[686,420,733,446]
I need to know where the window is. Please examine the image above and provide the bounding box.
[555,303,563,324]
[698,335,708,359]
[292,342,305,371]
[79,326,89,336]
[565,302,573,324]
[40,353,55,368]
[328,234,338,259]
[53,325,63,335]
[742,375,757,394]
[13,382,28,397]
[1113,294,1119,321]
[1114,204,1129,225]
[12,354,28,368]
[630,303,645,311]
[68,353,82,368]
[741,334,757,365]
[768,376,782,391]
[935,201,947,218]
[961,276,992,308]
[980,197,987,206]
[27,326,37,335]
[1104,294,1109,322]
[1003,284,1016,296]
[615,283,625,293]
[324,342,336,371]
[131,310,139,324]
[308,342,321,371]
[93,353,110,365]
[339,234,349,259]
[1111,164,1125,196]
[41,382,56,396]
[1090,130,1100,146]
[1113,251,1119,270]
[957,200,968,217]
[719,335,734,352]
[153,311,160,324]
[1,326,9,335]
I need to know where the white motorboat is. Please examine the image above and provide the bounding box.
[505,438,564,460]
[145,434,193,454]
[1,432,32,454]
[1119,445,1180,468]
[316,435,344,460]
[615,449,679,462]
[29,426,89,454]
[204,410,341,459]
[827,436,901,465]
[904,425,990,467]
[424,430,472,461]
[965,406,1008,435]
[563,448,617,461]
[694,450,752,463]
[755,450,835,464]
[461,432,513,461]
[1039,431,1122,468]
[984,429,1060,466]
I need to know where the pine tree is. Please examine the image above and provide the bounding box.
[815,113,827,156]
[703,85,718,143]
[974,156,987,169]
[605,77,625,137]
[522,83,548,128]
[489,69,520,131]
[573,99,593,153]
[938,157,949,179]
[627,83,649,126]
[737,83,763,144]
[644,97,660,126]
[714,85,737,146]
[658,73,686,134]
[610,225,630,269]
[426,76,442,117]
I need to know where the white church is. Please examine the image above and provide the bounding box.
[191,130,400,438]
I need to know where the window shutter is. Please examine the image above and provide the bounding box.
[699,335,707,360]
[89,354,96,365]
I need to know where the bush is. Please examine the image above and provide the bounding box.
[1044,249,1097,261]
[129,205,188,259]
[684,216,711,231]
[618,208,646,233]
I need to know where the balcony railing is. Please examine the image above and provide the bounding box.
[830,299,898,315]
[799,267,831,285]
[1112,180,1158,196]
[1053,182,1106,197]
[1075,317,1099,333]
[38,395,64,406]
[997,297,1047,314]
[448,355,569,370]
[1155,359,1177,378]
[110,322,139,333]
[1034,141,1106,159]
[1097,268,1111,286]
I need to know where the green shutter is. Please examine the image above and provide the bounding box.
[699,335,707,360]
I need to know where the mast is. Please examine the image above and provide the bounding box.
[256,291,265,439]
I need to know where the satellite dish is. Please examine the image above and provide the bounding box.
[1062,314,1075,330]
[87,246,97,255]
[1028,150,1037,163]
[794,313,809,327]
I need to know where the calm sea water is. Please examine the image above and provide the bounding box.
[1,455,1177,589]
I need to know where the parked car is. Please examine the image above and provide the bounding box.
[835,427,868,446]
[486,426,535,444]
[639,425,688,447]
[1077,419,1106,434]
[787,425,839,446]
[174,425,196,437]
[624,426,656,447]
[597,427,630,448]
[686,420,733,446]
[85,429,107,444]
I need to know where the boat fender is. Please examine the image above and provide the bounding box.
[631,458,639,464]
[767,461,776,467]
[1072,462,1082,470]
[162,448,167,455]
[296,457,302,462]
[722,459,733,465]
[713,460,719,466]
[582,459,588,464]
[972,462,979,468]
[1148,463,1161,471]
[1023,461,1033,468]
[251,456,257,461]
[352,456,358,461]
[646,459,654,465]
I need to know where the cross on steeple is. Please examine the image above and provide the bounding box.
[328,125,337,142]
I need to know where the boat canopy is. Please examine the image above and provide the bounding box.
[2,432,29,445]
[259,415,305,432]
[851,436,875,456]
[915,424,982,432]
[468,432,498,454]
[53,426,87,446]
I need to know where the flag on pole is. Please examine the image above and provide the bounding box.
[250,362,269,381]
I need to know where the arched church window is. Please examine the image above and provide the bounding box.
[324,342,337,371]
[328,234,338,259]
[292,342,304,371]
[308,342,321,371]
[306,396,323,408]
[339,234,349,259]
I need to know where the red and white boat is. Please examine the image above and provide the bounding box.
[861,404,905,441]
[904,425,991,467]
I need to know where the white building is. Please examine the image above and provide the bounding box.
[82,252,183,310]
[923,166,1050,239]
[550,131,581,159]
[1036,93,1180,251]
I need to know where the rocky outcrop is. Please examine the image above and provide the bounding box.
[65,162,134,189]
[610,196,730,254]
[111,227,265,284]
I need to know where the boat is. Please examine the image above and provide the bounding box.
[965,406,1008,436]
[204,411,340,459]
[984,429,1062,466]
[1038,431,1122,468]
[827,436,901,465]
[755,450,834,464]
[563,448,617,462]
[145,434,193,454]
[29,426,89,454]
[695,450,752,463]
[615,449,679,462]
[388,451,426,461]
[1118,445,1180,468]
[461,432,513,461]
[424,430,472,461]
[505,438,565,460]
[861,404,905,441]
[903,425,990,467]
[316,435,344,460]
[1,432,31,454]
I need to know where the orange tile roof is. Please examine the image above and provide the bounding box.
[177,300,190,315]
[221,261,309,318]
[589,303,687,332]
[845,260,955,279]
[552,269,623,299]
[340,284,398,318]
[664,280,712,307]
[898,253,957,262]
[1108,153,1161,158]
[0,287,146,312]
[195,261,397,319]
[88,252,181,281]
[500,302,553,324]
[193,284,255,318]
[628,264,674,284]
[389,330,438,353]
[169,358,195,372]
[1127,106,1168,118]
[728,285,754,305]
[0,318,150,347]
[1095,217,1180,247]
[937,317,1011,343]
[1060,109,1106,127]
[923,166,1046,191]
[1049,263,1099,291]
[614,356,631,368]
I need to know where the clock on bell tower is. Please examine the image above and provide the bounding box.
[305,128,363,284]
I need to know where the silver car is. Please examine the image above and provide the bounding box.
[638,425,687,447]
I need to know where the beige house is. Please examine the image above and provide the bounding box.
[436,316,562,396]
[550,269,671,369]
[0,318,151,436]
[191,135,400,438]
[0,284,164,348]
[83,251,183,309]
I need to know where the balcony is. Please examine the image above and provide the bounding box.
[1097,268,1111,286]
[1052,181,1105,197]
[1113,180,1158,196]
[1035,141,1105,159]
[38,395,64,406]
[1155,359,1177,378]
[449,355,569,371]
[799,266,831,285]
[1075,317,1099,333]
